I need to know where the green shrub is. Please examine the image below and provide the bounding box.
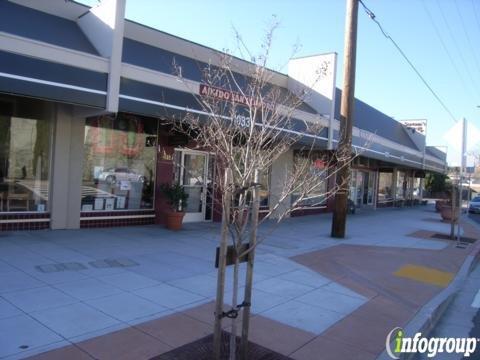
[160,183,189,212]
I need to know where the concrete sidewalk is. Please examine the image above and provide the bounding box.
[0,205,477,359]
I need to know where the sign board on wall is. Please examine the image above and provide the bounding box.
[199,84,265,108]
[400,120,427,135]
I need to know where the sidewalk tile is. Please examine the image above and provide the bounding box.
[0,297,22,319]
[0,314,63,358]
[2,286,77,313]
[166,274,222,298]
[134,283,206,309]
[136,313,212,348]
[86,292,168,322]
[98,272,159,291]
[53,278,123,301]
[261,300,344,335]
[253,278,314,299]
[76,326,172,360]
[276,269,331,288]
[322,282,368,300]
[332,276,378,299]
[290,335,376,360]
[249,288,290,314]
[30,303,120,339]
[321,312,398,355]
[0,271,45,294]
[180,300,217,325]
[247,315,316,356]
[296,288,366,315]
[25,345,94,360]
[353,295,414,325]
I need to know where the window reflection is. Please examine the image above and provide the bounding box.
[291,152,328,207]
[396,171,406,200]
[0,96,52,212]
[378,172,393,203]
[82,114,157,211]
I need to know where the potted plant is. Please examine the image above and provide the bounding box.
[160,183,189,230]
[435,199,447,212]
[440,205,459,222]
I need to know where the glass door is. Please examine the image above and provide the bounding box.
[355,171,364,206]
[176,150,214,222]
[363,171,375,205]
[362,172,369,205]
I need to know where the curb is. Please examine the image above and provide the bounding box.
[377,215,480,360]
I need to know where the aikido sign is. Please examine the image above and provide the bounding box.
[199,84,264,108]
[199,84,258,128]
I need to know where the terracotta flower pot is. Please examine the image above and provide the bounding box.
[435,200,447,212]
[165,211,185,230]
[440,206,458,222]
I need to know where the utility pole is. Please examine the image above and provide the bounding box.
[331,0,359,238]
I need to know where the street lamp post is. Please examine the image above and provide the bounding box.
[457,118,467,244]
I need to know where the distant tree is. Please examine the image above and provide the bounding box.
[425,172,448,194]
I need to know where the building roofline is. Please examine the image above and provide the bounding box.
[290,51,338,60]
[123,18,290,86]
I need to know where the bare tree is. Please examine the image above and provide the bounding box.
[168,22,360,360]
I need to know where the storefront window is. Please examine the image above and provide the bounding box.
[378,172,393,203]
[259,169,270,207]
[82,114,157,211]
[0,96,52,212]
[413,177,422,199]
[350,170,375,206]
[291,152,328,207]
[396,171,407,199]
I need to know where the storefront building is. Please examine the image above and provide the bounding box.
[0,0,447,230]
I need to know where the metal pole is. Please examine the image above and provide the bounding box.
[456,118,467,244]
[213,168,232,360]
[331,0,359,238]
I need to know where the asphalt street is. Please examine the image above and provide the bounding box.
[419,223,480,359]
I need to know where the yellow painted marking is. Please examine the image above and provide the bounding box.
[394,264,454,288]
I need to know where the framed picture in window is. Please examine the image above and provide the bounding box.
[116,196,126,209]
[94,198,104,210]
[105,198,115,211]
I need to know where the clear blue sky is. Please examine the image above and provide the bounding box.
[79,0,480,163]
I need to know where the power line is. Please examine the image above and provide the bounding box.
[436,0,480,99]
[421,0,477,103]
[472,0,480,34]
[454,0,480,82]
[358,0,458,123]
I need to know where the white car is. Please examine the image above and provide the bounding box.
[97,168,146,185]
[469,196,480,214]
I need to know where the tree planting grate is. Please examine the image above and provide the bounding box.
[35,262,87,273]
[150,331,293,360]
[430,233,477,243]
[89,258,139,269]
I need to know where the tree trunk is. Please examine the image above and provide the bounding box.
[214,168,232,360]
[240,169,260,359]
[229,256,240,360]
